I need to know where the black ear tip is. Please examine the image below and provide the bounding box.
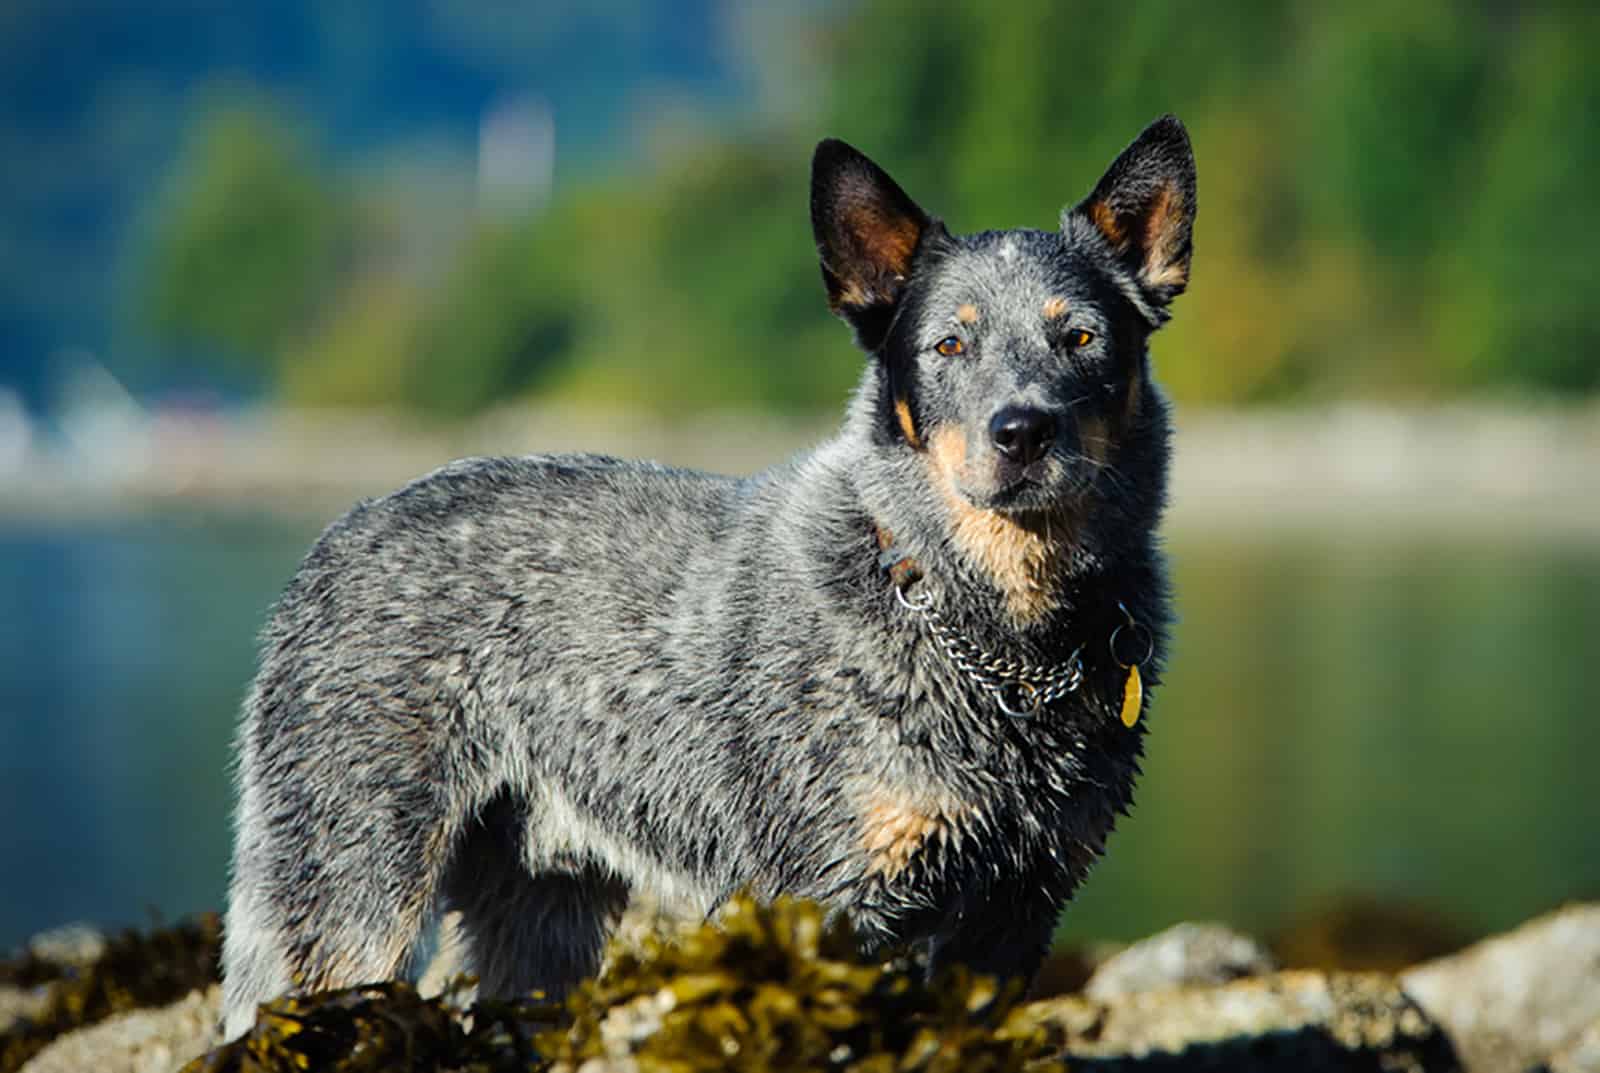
[1148,117,1196,170]
[812,138,860,175]
[1143,115,1192,151]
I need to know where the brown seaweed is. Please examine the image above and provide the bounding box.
[539,895,1063,1072]
[187,895,1064,1072]
[0,913,221,1073]
[183,977,566,1073]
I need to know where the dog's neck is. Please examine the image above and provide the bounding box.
[836,380,1151,637]
[872,509,1080,631]
[870,512,1157,730]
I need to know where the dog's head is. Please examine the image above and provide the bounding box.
[812,117,1194,522]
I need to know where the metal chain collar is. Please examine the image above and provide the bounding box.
[895,584,1084,718]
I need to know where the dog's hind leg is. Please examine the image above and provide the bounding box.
[220,736,467,1040]
[441,792,630,1002]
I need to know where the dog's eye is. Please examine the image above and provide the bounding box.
[935,336,965,357]
[1064,328,1095,349]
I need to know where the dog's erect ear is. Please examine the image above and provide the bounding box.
[1068,115,1196,319]
[811,139,933,350]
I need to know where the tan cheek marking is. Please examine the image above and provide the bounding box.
[1042,296,1070,320]
[956,302,979,325]
[927,423,967,483]
[924,425,1064,624]
[862,795,948,881]
[894,397,921,449]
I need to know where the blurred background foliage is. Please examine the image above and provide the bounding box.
[3,0,1596,418]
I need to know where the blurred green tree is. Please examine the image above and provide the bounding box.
[1435,7,1600,393]
[130,0,1600,414]
[138,98,351,376]
[398,210,587,417]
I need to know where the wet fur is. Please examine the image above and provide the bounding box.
[220,117,1196,1039]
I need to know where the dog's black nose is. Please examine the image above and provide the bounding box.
[989,406,1057,466]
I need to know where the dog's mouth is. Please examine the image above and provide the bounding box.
[983,475,1045,510]
[928,425,1100,519]
[1005,445,1105,496]
[964,468,1091,516]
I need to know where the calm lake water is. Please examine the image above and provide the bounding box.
[2,511,1596,951]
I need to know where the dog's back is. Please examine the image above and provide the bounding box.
[222,442,939,1034]
[222,117,1195,1041]
[225,455,732,1026]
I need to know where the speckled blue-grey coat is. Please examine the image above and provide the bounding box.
[221,116,1196,1040]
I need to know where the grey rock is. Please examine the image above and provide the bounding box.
[18,985,219,1073]
[1,924,107,1035]
[1025,970,1458,1071]
[1084,921,1276,1000]
[24,923,106,969]
[0,984,50,1035]
[1401,903,1600,1073]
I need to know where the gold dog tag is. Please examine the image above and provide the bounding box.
[1119,664,1142,727]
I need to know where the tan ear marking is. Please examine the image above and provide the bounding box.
[1141,184,1190,288]
[1087,183,1190,290]
[832,279,871,310]
[1088,200,1126,249]
[850,206,922,280]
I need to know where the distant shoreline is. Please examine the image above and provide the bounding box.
[2,404,1596,540]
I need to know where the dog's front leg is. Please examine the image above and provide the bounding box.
[926,888,1060,988]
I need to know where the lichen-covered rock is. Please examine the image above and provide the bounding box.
[1084,921,1275,1000]
[19,985,220,1073]
[1401,903,1600,1073]
[1021,970,1459,1072]
[22,925,106,972]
